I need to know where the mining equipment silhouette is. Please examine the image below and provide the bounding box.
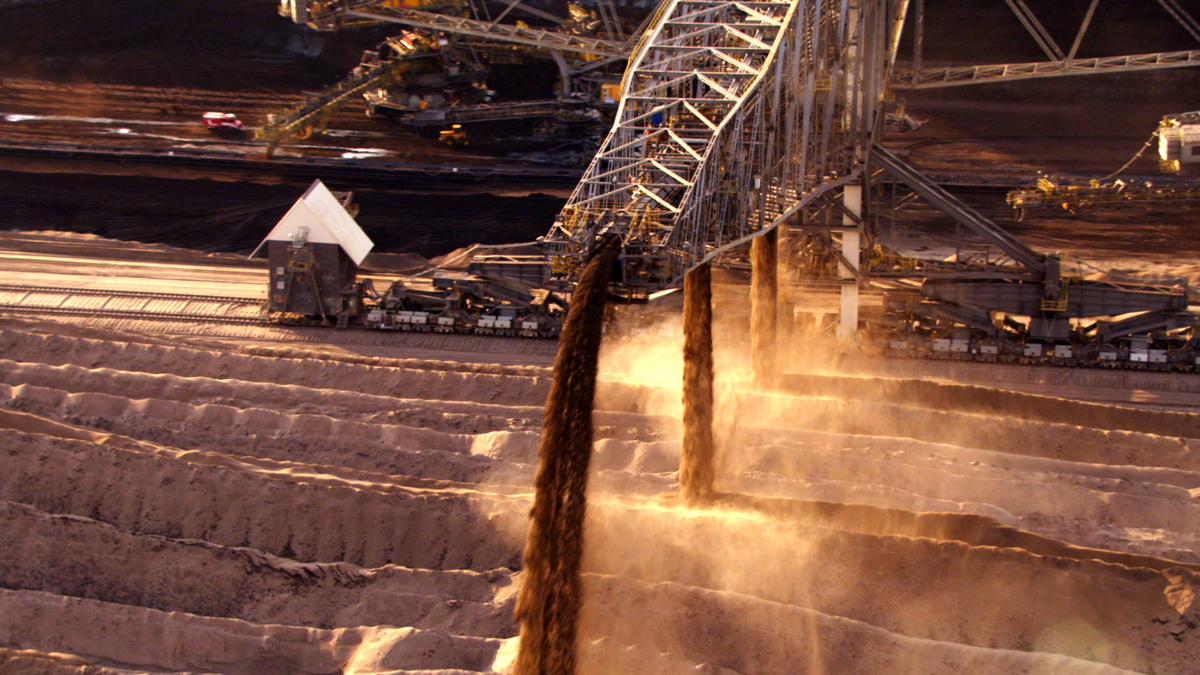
[270,0,1200,369]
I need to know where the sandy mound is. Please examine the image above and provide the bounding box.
[2,317,1200,674]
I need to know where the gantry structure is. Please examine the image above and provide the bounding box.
[275,0,1200,342]
[542,0,903,297]
[539,0,1200,344]
[895,0,1200,87]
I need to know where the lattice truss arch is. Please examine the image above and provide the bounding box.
[543,0,904,293]
[894,0,1200,88]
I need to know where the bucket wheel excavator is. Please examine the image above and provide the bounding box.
[536,0,1200,368]
[261,0,639,155]
[264,0,1200,368]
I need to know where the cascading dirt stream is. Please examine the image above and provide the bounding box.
[514,239,619,675]
[681,262,715,500]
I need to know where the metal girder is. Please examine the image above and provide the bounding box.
[544,0,907,294]
[1001,0,1063,62]
[871,144,1044,273]
[894,1,1200,89]
[1097,308,1197,343]
[1157,0,1200,45]
[491,0,565,27]
[893,48,1200,89]
[911,300,1005,338]
[255,54,414,145]
[286,0,629,59]
[346,7,628,57]
[922,279,1188,319]
[1067,0,1099,61]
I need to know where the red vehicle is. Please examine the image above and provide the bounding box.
[202,112,243,130]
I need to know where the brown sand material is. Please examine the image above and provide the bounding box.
[707,491,1200,573]
[778,372,1200,439]
[0,328,551,408]
[0,501,514,635]
[750,229,778,385]
[3,311,1199,672]
[514,240,618,675]
[581,499,1195,673]
[681,262,716,499]
[0,647,112,675]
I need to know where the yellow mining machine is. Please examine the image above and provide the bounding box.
[1008,176,1200,216]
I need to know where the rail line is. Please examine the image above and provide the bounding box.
[0,284,269,326]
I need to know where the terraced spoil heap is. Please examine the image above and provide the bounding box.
[0,308,1199,674]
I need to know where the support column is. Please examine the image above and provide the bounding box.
[837,185,862,345]
[681,262,715,500]
[750,228,778,385]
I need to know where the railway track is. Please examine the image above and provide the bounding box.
[0,282,562,364]
[0,284,269,326]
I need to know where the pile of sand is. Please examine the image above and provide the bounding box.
[1,318,1198,674]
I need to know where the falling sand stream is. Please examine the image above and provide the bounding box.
[514,239,619,675]
[681,261,716,500]
[517,252,744,670]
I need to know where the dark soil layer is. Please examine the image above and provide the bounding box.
[0,169,565,256]
[0,0,575,255]
[0,0,393,91]
[897,0,1200,64]
[3,1,1200,258]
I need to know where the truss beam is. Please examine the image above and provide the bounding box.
[543,0,907,293]
[346,7,627,57]
[1001,0,1063,62]
[895,1,1200,89]
[893,48,1200,89]
[871,144,1044,273]
[1158,0,1200,45]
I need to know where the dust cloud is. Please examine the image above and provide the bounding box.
[574,278,1200,674]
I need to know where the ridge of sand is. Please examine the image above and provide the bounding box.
[0,359,545,431]
[777,372,1200,438]
[0,328,551,404]
[582,500,1196,673]
[0,589,507,675]
[0,500,515,635]
[0,428,526,571]
[582,574,1150,675]
[3,318,1200,673]
[599,383,1200,470]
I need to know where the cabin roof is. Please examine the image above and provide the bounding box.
[251,179,373,265]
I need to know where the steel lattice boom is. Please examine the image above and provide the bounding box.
[543,0,906,295]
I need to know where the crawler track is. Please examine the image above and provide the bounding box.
[0,284,268,326]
